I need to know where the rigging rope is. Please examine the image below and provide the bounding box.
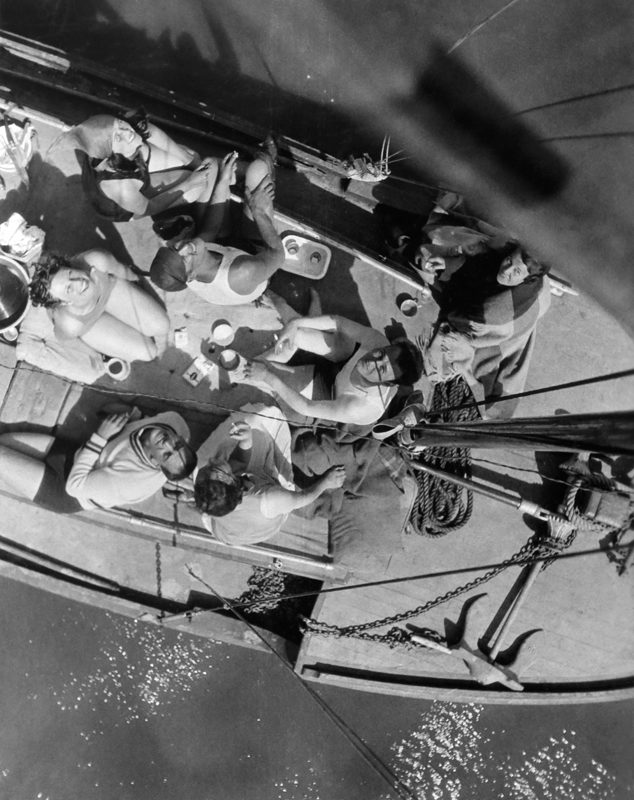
[2,359,632,463]
[429,366,634,416]
[177,540,631,617]
[185,566,418,800]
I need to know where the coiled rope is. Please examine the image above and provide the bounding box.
[408,376,480,537]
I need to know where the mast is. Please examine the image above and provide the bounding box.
[408,409,634,454]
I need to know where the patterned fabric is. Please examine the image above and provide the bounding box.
[428,254,551,418]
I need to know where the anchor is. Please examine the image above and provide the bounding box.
[410,593,540,691]
[409,515,578,690]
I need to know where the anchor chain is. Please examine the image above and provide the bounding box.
[232,567,288,614]
[154,541,163,599]
[303,523,580,648]
[302,531,558,647]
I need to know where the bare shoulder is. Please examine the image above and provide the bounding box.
[52,307,85,338]
[335,316,383,345]
[147,122,199,166]
[74,249,116,271]
[100,176,147,215]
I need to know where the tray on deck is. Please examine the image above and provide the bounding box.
[281,233,331,279]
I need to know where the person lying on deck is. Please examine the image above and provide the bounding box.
[65,409,196,510]
[148,143,291,306]
[68,109,219,221]
[239,315,424,427]
[29,249,169,362]
[0,410,195,513]
[193,404,345,545]
[422,245,551,418]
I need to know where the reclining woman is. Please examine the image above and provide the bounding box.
[194,404,345,545]
[68,109,218,221]
[29,249,170,362]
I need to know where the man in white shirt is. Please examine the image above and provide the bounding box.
[149,146,288,306]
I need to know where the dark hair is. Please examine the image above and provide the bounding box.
[518,248,550,281]
[29,253,73,308]
[194,464,243,516]
[162,440,197,481]
[150,246,188,292]
[388,340,424,386]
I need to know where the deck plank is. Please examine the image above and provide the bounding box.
[0,363,71,427]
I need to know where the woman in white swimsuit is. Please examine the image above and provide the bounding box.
[30,248,169,362]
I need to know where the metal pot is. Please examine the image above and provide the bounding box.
[0,253,30,334]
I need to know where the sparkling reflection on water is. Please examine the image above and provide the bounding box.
[382,703,617,800]
[1,583,629,800]
[52,611,218,734]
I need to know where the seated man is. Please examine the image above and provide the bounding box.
[0,409,195,513]
[149,147,289,306]
[241,314,424,426]
[66,409,196,509]
[194,404,345,545]
[29,249,169,362]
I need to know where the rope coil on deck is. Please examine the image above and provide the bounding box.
[407,376,479,537]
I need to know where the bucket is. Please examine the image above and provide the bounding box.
[0,253,30,337]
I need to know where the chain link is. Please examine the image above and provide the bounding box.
[232,567,288,614]
[303,531,544,642]
[154,541,163,599]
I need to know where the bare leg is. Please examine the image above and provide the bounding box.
[99,280,170,358]
[243,157,274,222]
[81,313,159,361]
[0,432,55,457]
[0,432,55,500]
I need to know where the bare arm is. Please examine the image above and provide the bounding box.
[243,361,365,424]
[261,465,345,516]
[79,249,137,281]
[225,175,285,292]
[278,314,373,344]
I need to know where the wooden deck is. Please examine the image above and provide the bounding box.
[0,94,428,638]
[0,59,633,702]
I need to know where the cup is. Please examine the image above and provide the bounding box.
[218,348,240,371]
[0,326,18,342]
[399,289,431,317]
[105,357,131,381]
[211,320,235,346]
